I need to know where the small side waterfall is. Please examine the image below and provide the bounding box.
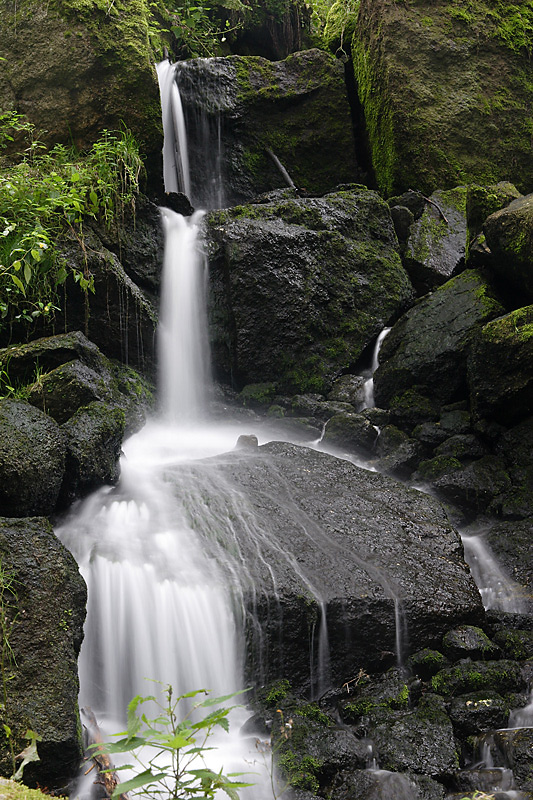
[363,327,390,408]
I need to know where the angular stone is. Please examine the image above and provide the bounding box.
[207,187,414,393]
[322,412,379,455]
[467,306,533,425]
[484,193,533,301]
[404,188,467,294]
[374,270,506,408]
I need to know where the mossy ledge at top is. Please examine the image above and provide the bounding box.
[350,0,533,196]
[0,0,168,159]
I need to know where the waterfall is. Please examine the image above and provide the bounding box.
[156,60,191,197]
[363,327,391,408]
[461,533,527,614]
[158,208,211,422]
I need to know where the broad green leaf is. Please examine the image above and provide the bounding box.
[24,263,32,283]
[12,260,21,271]
[111,769,166,798]
[30,249,41,262]
[101,736,146,753]
[11,275,25,294]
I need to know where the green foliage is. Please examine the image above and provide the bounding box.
[0,559,20,777]
[265,680,291,706]
[0,118,142,334]
[276,751,321,794]
[96,686,251,800]
[165,0,250,57]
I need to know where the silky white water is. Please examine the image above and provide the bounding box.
[156,60,191,197]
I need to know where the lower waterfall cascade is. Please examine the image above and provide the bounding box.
[50,60,533,800]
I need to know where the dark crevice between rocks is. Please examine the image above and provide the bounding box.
[342,55,377,190]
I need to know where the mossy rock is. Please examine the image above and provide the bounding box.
[404,187,467,295]
[0,518,86,788]
[448,690,509,737]
[466,181,522,248]
[207,187,413,393]
[467,305,533,425]
[431,659,525,696]
[351,0,533,196]
[175,50,360,206]
[484,193,533,300]
[442,625,499,660]
[374,270,506,409]
[59,401,125,506]
[0,0,167,166]
[0,399,65,517]
[322,412,378,454]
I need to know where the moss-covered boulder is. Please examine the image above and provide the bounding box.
[467,306,533,425]
[403,187,467,295]
[350,0,533,196]
[483,193,533,301]
[0,331,155,434]
[0,400,65,517]
[0,517,86,789]
[0,0,165,168]
[206,187,414,393]
[466,181,522,246]
[322,412,378,454]
[60,401,125,506]
[175,49,360,205]
[373,270,506,409]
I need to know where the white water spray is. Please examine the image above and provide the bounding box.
[363,327,391,408]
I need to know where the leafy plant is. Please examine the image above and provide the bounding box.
[0,117,143,335]
[164,0,249,57]
[96,686,251,800]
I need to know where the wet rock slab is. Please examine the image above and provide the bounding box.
[169,441,484,691]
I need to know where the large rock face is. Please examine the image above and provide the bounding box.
[350,0,533,196]
[175,49,360,206]
[206,187,414,392]
[172,441,484,692]
[0,517,86,789]
[0,0,164,167]
[373,270,505,408]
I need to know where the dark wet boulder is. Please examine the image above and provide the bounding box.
[493,415,533,520]
[0,330,106,382]
[327,375,366,409]
[467,306,533,426]
[434,435,488,462]
[408,649,448,681]
[485,521,533,596]
[331,767,445,799]
[0,400,65,517]
[373,270,506,409]
[448,691,509,737]
[374,425,423,478]
[175,50,359,206]
[0,517,86,789]
[367,694,457,778]
[56,228,158,374]
[404,188,467,295]
[467,182,522,239]
[484,194,533,301]
[412,455,511,519]
[206,187,414,393]
[27,360,108,424]
[350,0,533,196]
[442,626,499,661]
[173,441,484,692]
[322,412,378,455]
[59,402,125,507]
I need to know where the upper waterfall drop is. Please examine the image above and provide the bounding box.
[156,59,191,197]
